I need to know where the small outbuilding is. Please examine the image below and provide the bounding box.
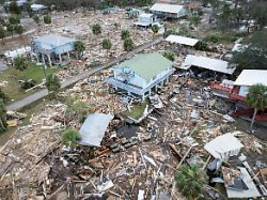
[150,3,187,19]
[134,13,157,27]
[32,34,76,66]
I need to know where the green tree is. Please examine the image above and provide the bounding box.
[62,129,81,147]
[190,15,201,27]
[91,23,101,35]
[6,24,15,36]
[176,165,206,200]
[14,25,24,35]
[65,97,91,123]
[121,29,130,40]
[0,99,7,132]
[8,15,20,25]
[33,15,40,24]
[163,51,175,61]
[45,73,61,94]
[102,38,112,56]
[14,56,28,71]
[250,0,267,30]
[151,24,159,38]
[231,30,267,71]
[9,1,21,15]
[246,84,267,130]
[74,41,86,59]
[43,15,52,24]
[123,37,134,51]
[0,26,6,42]
[0,90,9,104]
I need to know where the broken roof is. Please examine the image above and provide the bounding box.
[79,113,113,147]
[234,70,267,87]
[182,55,236,75]
[204,133,243,160]
[222,167,261,198]
[150,3,184,14]
[166,35,199,47]
[115,53,173,81]
[139,13,154,18]
[4,46,31,59]
[33,34,76,50]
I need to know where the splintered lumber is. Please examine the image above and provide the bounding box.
[176,146,193,170]
[169,143,182,159]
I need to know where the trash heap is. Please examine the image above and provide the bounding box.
[0,68,266,200]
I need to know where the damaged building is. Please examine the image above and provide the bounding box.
[32,34,77,66]
[108,52,174,100]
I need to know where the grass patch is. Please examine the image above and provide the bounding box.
[0,64,58,102]
[126,100,149,120]
[204,32,239,44]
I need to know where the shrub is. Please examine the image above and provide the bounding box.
[92,23,101,35]
[43,15,52,24]
[121,29,130,40]
[176,165,206,200]
[123,37,134,51]
[62,129,81,147]
[163,51,175,61]
[14,56,28,71]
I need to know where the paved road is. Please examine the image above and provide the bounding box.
[6,37,163,111]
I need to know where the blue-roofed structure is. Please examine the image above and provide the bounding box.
[32,34,76,66]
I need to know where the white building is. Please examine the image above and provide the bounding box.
[135,13,157,27]
[234,69,267,97]
[150,3,187,19]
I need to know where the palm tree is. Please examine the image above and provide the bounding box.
[176,165,206,200]
[102,38,112,57]
[123,37,134,51]
[0,99,7,133]
[151,24,159,38]
[91,23,101,35]
[74,41,86,59]
[246,84,267,130]
[121,29,130,40]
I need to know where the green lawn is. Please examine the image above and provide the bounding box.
[126,101,149,120]
[0,64,58,102]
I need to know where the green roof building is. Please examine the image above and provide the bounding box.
[108,52,174,100]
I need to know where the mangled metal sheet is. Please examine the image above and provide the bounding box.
[79,113,113,147]
[166,35,199,47]
[204,133,243,161]
[222,167,261,198]
[181,55,236,75]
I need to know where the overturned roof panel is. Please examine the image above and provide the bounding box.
[234,70,267,87]
[204,133,243,161]
[222,167,261,198]
[79,113,113,147]
[150,3,184,14]
[182,55,236,75]
[166,35,199,47]
[34,34,76,50]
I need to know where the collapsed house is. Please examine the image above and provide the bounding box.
[108,52,174,100]
[211,69,267,121]
[181,55,236,76]
[150,3,187,19]
[32,34,76,66]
